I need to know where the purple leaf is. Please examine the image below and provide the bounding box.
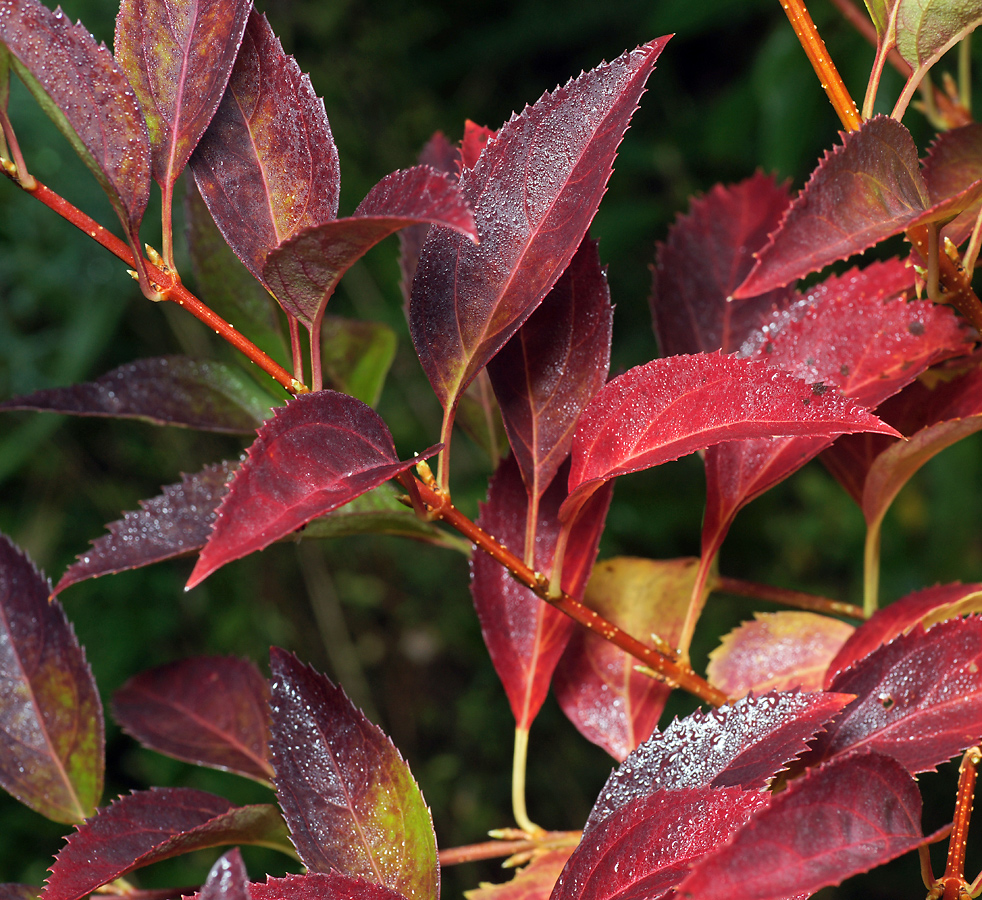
[247,873,409,900]
[0,534,103,824]
[264,166,477,331]
[488,238,613,504]
[190,10,339,286]
[0,357,275,433]
[112,655,272,783]
[269,649,437,900]
[410,37,670,415]
[187,391,437,588]
[678,752,925,900]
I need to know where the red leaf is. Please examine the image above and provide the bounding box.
[0,535,103,824]
[55,461,233,594]
[112,655,273,783]
[460,120,496,170]
[811,617,982,773]
[0,357,275,433]
[707,612,855,698]
[585,691,852,832]
[248,873,408,900]
[43,789,292,900]
[700,262,967,568]
[200,850,250,900]
[269,650,437,900]
[466,849,573,900]
[410,37,669,414]
[488,238,613,504]
[0,0,150,234]
[921,123,982,246]
[472,456,612,729]
[190,10,339,286]
[678,752,925,900]
[264,166,477,331]
[561,352,897,525]
[552,786,768,900]
[553,557,697,761]
[825,583,982,686]
[734,117,929,298]
[651,172,794,357]
[187,391,436,588]
[114,0,250,191]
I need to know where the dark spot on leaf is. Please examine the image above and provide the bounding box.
[879,693,894,710]
[840,364,849,377]
[764,342,774,354]
[811,382,827,395]
[908,320,925,336]
[806,357,816,366]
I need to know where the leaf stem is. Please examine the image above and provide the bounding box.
[511,726,541,835]
[780,0,862,131]
[411,478,728,706]
[863,520,882,618]
[438,830,581,867]
[161,181,176,272]
[907,224,982,332]
[715,576,864,620]
[8,172,307,396]
[0,110,36,191]
[934,746,982,898]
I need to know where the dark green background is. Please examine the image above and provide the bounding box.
[1,0,980,897]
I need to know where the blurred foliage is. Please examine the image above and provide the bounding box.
[1,0,982,898]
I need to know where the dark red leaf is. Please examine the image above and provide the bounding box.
[43,789,292,900]
[552,786,768,900]
[0,535,103,824]
[585,691,852,832]
[561,352,897,526]
[734,117,929,298]
[472,456,612,729]
[112,655,272,783]
[248,873,408,900]
[0,357,275,433]
[190,10,339,286]
[922,123,982,246]
[55,461,234,594]
[269,649,437,900]
[553,557,697,761]
[678,752,925,900]
[488,238,612,504]
[114,0,250,190]
[410,37,669,415]
[707,612,855,698]
[0,887,37,900]
[468,848,573,900]
[0,0,150,234]
[264,166,477,331]
[813,617,982,772]
[187,391,437,588]
[650,172,794,357]
[700,262,967,569]
[825,583,982,686]
[200,850,250,900]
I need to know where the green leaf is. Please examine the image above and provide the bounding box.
[320,316,396,408]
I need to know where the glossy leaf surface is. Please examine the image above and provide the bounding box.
[707,612,855,698]
[734,117,928,298]
[55,461,233,594]
[678,752,924,900]
[869,0,982,77]
[410,37,669,414]
[472,456,612,728]
[813,616,982,772]
[112,655,272,783]
[264,167,477,330]
[187,391,435,588]
[552,786,767,900]
[0,357,275,433]
[585,691,851,832]
[190,10,339,285]
[562,352,897,524]
[651,172,793,357]
[44,789,292,900]
[826,582,982,684]
[114,0,251,189]
[247,873,409,900]
[0,0,149,233]
[269,650,437,900]
[0,535,103,824]
[488,238,612,504]
[200,850,251,900]
[553,556,697,760]
[466,849,573,900]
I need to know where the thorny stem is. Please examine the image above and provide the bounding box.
[6,171,307,397]
[715,576,864,620]
[438,831,581,867]
[411,477,729,707]
[780,0,862,132]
